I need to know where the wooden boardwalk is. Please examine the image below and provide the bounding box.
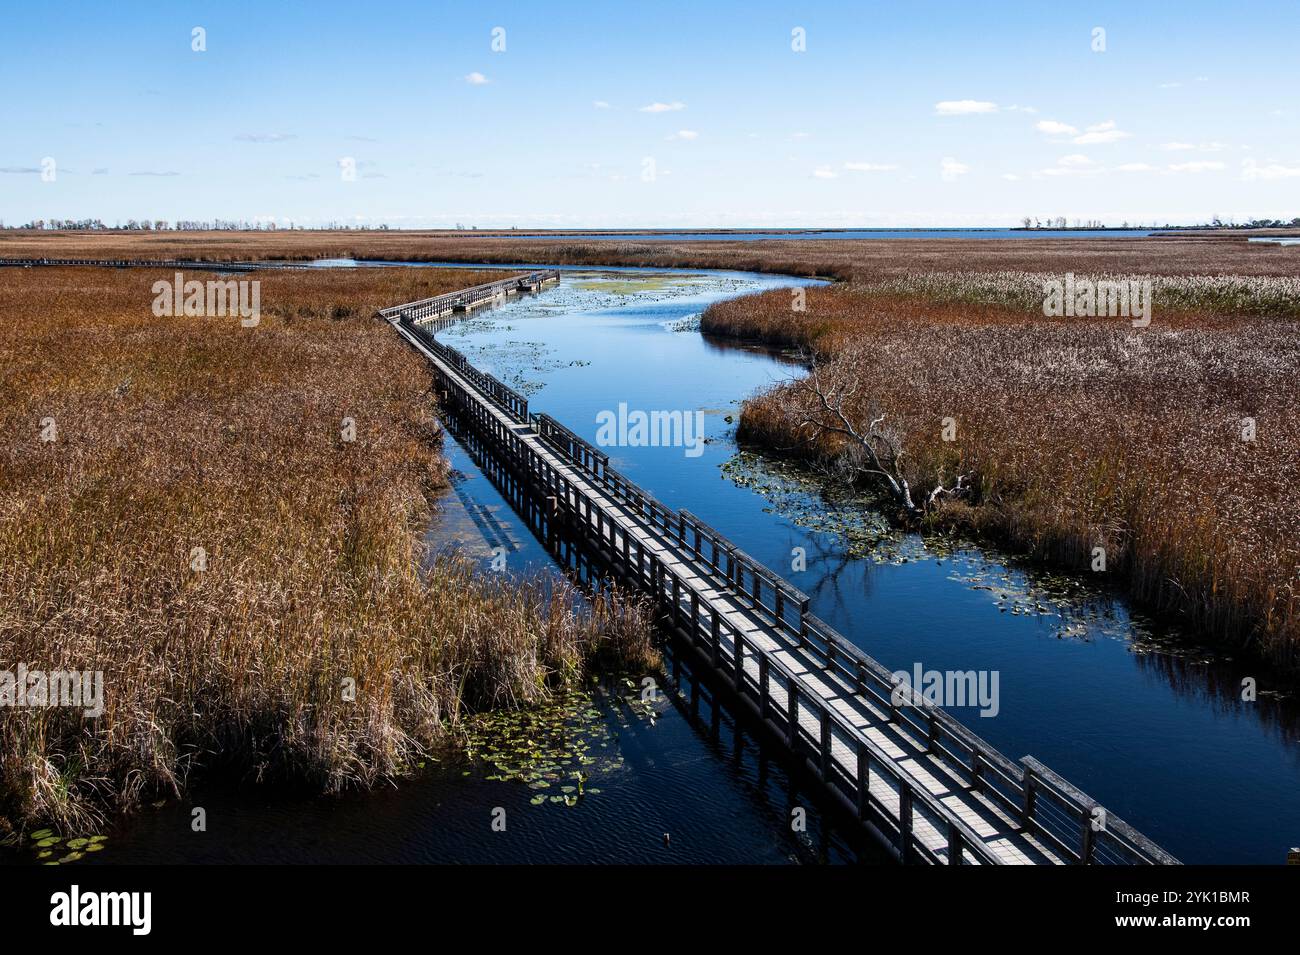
[385,273,1180,867]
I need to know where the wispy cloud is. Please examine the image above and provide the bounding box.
[592,100,610,109]
[0,166,41,174]
[1241,159,1300,180]
[235,133,297,143]
[465,72,489,85]
[934,99,997,116]
[639,101,685,113]
[129,170,180,177]
[812,166,838,179]
[1071,120,1130,145]
[1035,120,1078,136]
[666,129,698,141]
[940,157,968,181]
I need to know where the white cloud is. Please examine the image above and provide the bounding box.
[593,100,610,109]
[1158,82,1184,89]
[639,101,685,113]
[465,72,489,85]
[812,166,838,179]
[1035,120,1078,136]
[1117,163,1156,172]
[843,161,898,172]
[1167,161,1225,173]
[1072,121,1130,144]
[666,129,698,141]
[1161,142,1195,151]
[940,157,968,181]
[1003,104,1038,114]
[1058,154,1095,167]
[934,99,998,115]
[1241,159,1300,180]
[1001,173,1020,181]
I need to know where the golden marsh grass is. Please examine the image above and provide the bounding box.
[0,266,656,835]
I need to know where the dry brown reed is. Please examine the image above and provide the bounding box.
[703,283,1300,673]
[0,266,656,835]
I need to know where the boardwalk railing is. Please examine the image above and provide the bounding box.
[388,279,1179,867]
[378,270,560,323]
[382,272,560,421]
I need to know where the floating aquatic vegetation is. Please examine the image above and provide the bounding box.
[460,676,660,808]
[721,449,1225,661]
[942,549,1149,642]
[19,830,108,865]
[662,313,702,332]
[721,450,900,560]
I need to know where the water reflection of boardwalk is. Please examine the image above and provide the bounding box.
[437,470,522,561]
[386,274,1178,867]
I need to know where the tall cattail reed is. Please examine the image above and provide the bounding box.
[0,267,656,835]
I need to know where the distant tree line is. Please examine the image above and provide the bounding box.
[0,219,393,231]
[1019,215,1300,230]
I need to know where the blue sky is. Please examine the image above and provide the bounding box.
[2,0,1297,228]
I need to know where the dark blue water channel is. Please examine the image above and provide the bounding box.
[18,264,1295,866]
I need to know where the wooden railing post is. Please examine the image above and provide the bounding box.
[819,705,831,778]
[733,631,744,689]
[1080,808,1096,865]
[947,819,964,865]
[898,783,914,864]
[856,742,869,820]
[786,684,798,748]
